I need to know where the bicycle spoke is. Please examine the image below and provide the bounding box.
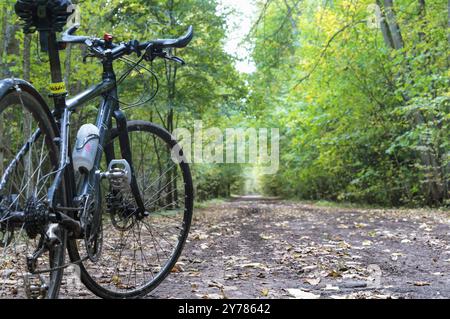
[0,98,61,299]
[73,123,192,297]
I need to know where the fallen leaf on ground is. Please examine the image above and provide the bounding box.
[323,284,340,291]
[240,263,268,270]
[208,281,224,289]
[192,233,209,241]
[199,293,224,299]
[171,262,185,273]
[111,275,121,285]
[260,234,273,240]
[327,270,342,278]
[304,278,321,286]
[302,265,318,272]
[287,289,320,299]
[414,281,431,287]
[261,288,269,297]
[362,240,372,246]
[391,253,403,261]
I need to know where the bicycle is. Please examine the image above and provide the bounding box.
[0,0,194,299]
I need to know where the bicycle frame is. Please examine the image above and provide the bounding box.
[45,31,145,221]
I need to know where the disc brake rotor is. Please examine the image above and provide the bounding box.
[107,192,137,231]
[81,195,103,262]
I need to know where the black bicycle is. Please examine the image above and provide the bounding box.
[0,0,194,299]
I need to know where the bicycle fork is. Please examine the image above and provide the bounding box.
[110,109,146,216]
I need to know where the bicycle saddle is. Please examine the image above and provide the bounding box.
[15,0,75,33]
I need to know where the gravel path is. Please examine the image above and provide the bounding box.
[61,198,449,299]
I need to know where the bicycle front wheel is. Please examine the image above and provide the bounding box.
[68,121,194,298]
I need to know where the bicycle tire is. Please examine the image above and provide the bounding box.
[67,121,194,299]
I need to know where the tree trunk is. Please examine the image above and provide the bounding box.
[418,0,426,14]
[383,0,404,49]
[23,35,31,80]
[448,0,450,67]
[414,0,444,204]
[0,5,9,77]
[376,0,395,49]
[283,0,300,38]
[64,44,72,90]
[417,0,427,42]
[379,0,444,204]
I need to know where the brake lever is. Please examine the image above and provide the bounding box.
[82,53,96,63]
[168,56,186,65]
[84,39,107,59]
[128,40,142,58]
[162,52,185,65]
[143,46,185,65]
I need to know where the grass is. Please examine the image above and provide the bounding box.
[290,199,449,212]
[194,195,449,212]
[194,198,227,209]
[306,200,384,210]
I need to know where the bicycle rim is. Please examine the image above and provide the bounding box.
[68,121,193,298]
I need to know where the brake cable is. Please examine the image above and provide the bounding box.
[114,55,160,110]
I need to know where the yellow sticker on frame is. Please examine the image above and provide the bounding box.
[49,82,67,95]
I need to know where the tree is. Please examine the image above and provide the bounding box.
[250,0,449,206]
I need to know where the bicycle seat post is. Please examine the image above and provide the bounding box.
[46,31,67,114]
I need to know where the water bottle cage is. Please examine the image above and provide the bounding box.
[75,134,99,151]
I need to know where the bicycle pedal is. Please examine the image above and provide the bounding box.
[23,273,48,299]
[100,160,132,190]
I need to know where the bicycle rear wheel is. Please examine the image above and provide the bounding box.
[0,87,66,299]
[68,121,194,298]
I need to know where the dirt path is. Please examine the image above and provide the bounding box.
[69,198,450,299]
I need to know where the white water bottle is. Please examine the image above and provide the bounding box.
[72,124,100,173]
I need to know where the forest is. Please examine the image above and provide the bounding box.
[0,0,448,208]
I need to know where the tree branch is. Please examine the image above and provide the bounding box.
[292,20,366,90]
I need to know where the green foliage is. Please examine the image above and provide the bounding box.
[194,164,245,201]
[0,0,448,207]
[252,0,449,207]
[0,0,248,201]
